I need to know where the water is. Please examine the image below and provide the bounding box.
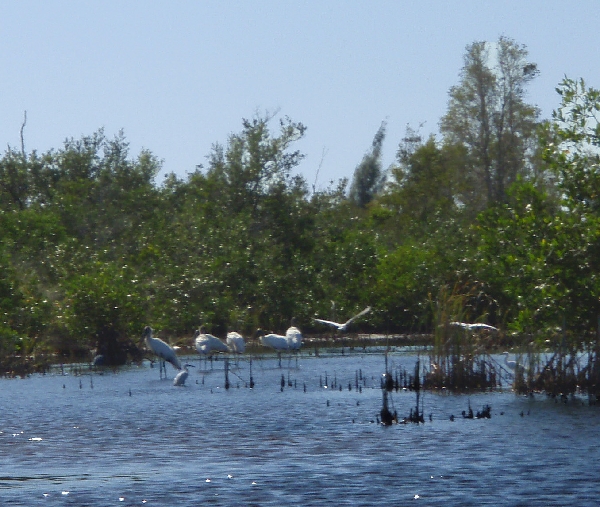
[1,350,599,506]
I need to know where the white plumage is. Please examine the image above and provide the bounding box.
[173,364,194,386]
[226,331,246,354]
[143,326,182,372]
[173,369,188,386]
[286,324,303,350]
[314,306,371,332]
[194,327,229,356]
[257,318,303,352]
[449,322,499,332]
[258,332,291,351]
[503,351,518,371]
[173,368,189,386]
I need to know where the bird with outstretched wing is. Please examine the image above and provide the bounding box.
[314,306,371,331]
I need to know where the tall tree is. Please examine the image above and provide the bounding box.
[349,122,386,208]
[440,36,540,208]
[385,133,466,233]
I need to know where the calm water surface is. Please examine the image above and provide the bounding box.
[1,349,599,506]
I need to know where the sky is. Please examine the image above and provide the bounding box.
[1,1,599,191]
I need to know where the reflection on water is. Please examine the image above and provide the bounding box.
[1,350,600,506]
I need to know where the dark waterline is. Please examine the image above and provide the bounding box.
[1,350,599,506]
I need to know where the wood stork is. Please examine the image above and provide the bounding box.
[226,330,246,368]
[257,319,303,367]
[142,326,182,379]
[226,331,246,354]
[195,326,229,368]
[286,319,303,350]
[314,306,371,332]
[258,331,289,349]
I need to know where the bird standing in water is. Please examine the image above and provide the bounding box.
[173,364,194,386]
[195,326,229,369]
[142,326,182,379]
[257,319,303,367]
[226,331,246,354]
[286,318,303,350]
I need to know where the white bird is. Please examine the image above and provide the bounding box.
[502,352,526,382]
[257,331,290,352]
[314,306,371,332]
[257,319,303,351]
[256,322,302,368]
[258,331,288,368]
[503,351,517,370]
[449,322,499,332]
[194,326,229,356]
[173,363,194,386]
[142,326,182,379]
[226,331,246,354]
[286,320,303,350]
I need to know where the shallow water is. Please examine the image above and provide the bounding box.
[1,350,599,506]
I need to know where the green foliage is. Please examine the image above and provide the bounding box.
[374,241,437,330]
[546,77,600,212]
[58,261,147,354]
[3,42,600,362]
[473,182,562,333]
[349,122,386,208]
[440,36,541,208]
[383,136,466,236]
[535,77,600,336]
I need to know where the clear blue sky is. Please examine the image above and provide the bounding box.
[1,1,599,190]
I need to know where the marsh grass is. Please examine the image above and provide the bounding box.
[425,284,498,391]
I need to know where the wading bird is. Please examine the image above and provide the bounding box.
[257,331,289,351]
[286,318,303,350]
[142,326,182,379]
[314,306,371,332]
[256,319,303,367]
[503,351,525,373]
[195,326,229,355]
[501,351,526,382]
[503,351,517,371]
[173,364,194,386]
[195,326,229,368]
[226,331,246,354]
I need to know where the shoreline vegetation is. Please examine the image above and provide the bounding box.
[5,329,600,407]
[3,40,600,407]
[1,332,432,378]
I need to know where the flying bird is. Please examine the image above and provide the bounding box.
[449,322,499,332]
[314,306,371,332]
[142,326,182,379]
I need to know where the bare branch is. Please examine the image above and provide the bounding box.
[20,110,27,158]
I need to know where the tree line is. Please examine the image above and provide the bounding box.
[1,36,599,365]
